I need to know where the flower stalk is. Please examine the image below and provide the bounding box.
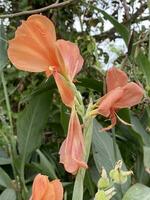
[72,102,94,200]
[1,71,22,200]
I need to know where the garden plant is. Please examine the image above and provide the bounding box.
[0,0,150,200]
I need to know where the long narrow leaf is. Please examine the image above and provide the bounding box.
[94,7,129,44]
[17,91,52,170]
[92,120,130,199]
[136,50,150,87]
[0,188,16,200]
[0,167,12,188]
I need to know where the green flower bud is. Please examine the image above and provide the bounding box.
[95,188,116,200]
[98,177,110,189]
[97,168,110,189]
[95,190,108,200]
[109,160,133,184]
[109,169,133,184]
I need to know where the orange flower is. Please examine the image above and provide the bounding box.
[29,174,63,200]
[8,14,83,107]
[94,67,144,131]
[59,108,88,174]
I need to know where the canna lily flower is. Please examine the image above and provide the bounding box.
[93,67,144,131]
[8,14,83,107]
[59,108,88,174]
[29,174,63,200]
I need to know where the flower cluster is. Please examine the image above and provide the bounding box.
[8,14,144,200]
[92,67,144,131]
[8,14,83,108]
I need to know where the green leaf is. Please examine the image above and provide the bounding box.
[84,171,95,197]
[130,113,150,146]
[118,109,131,124]
[17,91,51,165]
[136,50,150,87]
[0,20,8,69]
[123,184,150,200]
[0,188,16,200]
[23,77,56,103]
[117,124,149,184]
[77,78,103,92]
[0,157,11,165]
[92,120,130,199]
[92,120,125,171]
[144,146,150,169]
[35,149,57,179]
[0,167,12,188]
[94,8,129,44]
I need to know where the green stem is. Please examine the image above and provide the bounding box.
[1,71,13,131]
[1,71,22,199]
[72,116,93,200]
[20,153,29,198]
[112,128,117,162]
[112,128,124,197]
[148,3,150,62]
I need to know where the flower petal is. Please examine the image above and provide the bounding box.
[101,111,117,132]
[106,67,128,92]
[51,179,64,200]
[59,109,87,174]
[8,36,51,72]
[57,40,84,80]
[97,87,123,117]
[8,14,61,73]
[32,174,49,200]
[30,174,63,200]
[114,82,144,108]
[54,72,75,107]
[44,182,55,200]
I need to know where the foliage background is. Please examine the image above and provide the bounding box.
[0,0,150,199]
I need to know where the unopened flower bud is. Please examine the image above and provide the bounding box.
[97,168,110,189]
[95,190,109,200]
[95,187,116,200]
[109,161,133,184]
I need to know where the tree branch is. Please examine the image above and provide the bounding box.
[93,2,147,42]
[122,0,130,21]
[0,0,78,18]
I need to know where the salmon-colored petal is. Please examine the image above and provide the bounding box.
[8,36,51,72]
[53,72,75,107]
[51,179,63,200]
[27,14,56,40]
[114,82,144,108]
[8,14,61,73]
[101,110,117,132]
[97,87,123,117]
[43,182,55,200]
[57,40,84,80]
[15,14,56,41]
[106,67,128,92]
[59,109,87,174]
[30,175,63,200]
[32,174,49,200]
